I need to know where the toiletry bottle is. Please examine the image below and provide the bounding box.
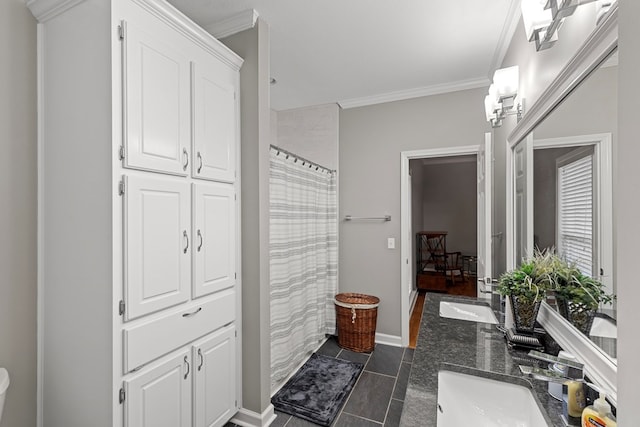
[565,379,586,418]
[581,391,616,427]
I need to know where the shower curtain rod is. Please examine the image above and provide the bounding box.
[270,144,335,174]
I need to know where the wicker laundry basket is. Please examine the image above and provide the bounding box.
[334,293,380,353]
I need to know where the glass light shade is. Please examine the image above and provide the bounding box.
[484,95,497,121]
[493,66,519,99]
[521,0,552,41]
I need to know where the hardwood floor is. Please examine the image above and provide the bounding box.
[408,276,478,349]
[408,292,425,349]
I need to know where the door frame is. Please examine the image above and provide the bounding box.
[400,145,481,347]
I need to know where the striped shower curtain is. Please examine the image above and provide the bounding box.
[269,147,337,390]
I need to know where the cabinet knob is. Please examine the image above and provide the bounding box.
[184,355,190,379]
[197,230,203,252]
[198,348,204,371]
[182,148,189,171]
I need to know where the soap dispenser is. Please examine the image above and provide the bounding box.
[581,391,616,427]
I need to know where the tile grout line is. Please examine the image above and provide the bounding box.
[380,347,405,426]
[332,347,371,426]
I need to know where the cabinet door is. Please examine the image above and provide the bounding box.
[192,183,236,298]
[125,349,192,427]
[122,19,190,175]
[124,175,191,320]
[193,325,237,427]
[192,60,237,182]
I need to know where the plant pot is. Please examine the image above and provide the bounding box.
[509,295,542,334]
[556,297,597,336]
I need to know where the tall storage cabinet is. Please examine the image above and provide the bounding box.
[27,0,243,426]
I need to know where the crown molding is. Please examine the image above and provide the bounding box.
[337,77,489,109]
[489,0,522,74]
[203,9,259,40]
[26,0,85,22]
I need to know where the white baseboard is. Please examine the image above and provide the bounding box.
[375,332,402,347]
[231,404,277,427]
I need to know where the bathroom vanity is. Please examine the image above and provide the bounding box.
[400,293,565,426]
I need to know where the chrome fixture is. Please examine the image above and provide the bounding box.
[484,65,523,128]
[521,0,616,51]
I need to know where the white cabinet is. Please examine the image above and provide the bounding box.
[28,0,243,425]
[193,182,236,298]
[193,325,237,427]
[122,18,191,176]
[125,349,192,427]
[124,175,191,320]
[125,326,236,427]
[192,59,238,183]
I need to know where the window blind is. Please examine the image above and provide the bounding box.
[557,154,594,276]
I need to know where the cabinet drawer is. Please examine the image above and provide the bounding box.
[124,289,235,372]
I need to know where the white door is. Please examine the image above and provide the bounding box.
[192,60,237,183]
[125,349,192,427]
[192,183,236,298]
[193,325,237,427]
[477,133,493,297]
[122,19,191,176]
[124,175,191,320]
[514,134,534,266]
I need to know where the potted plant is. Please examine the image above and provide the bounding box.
[497,250,555,333]
[553,265,615,335]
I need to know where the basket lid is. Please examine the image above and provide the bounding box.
[335,293,380,306]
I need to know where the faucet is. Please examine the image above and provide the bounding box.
[519,350,584,381]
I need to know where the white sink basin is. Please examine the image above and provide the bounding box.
[439,301,498,324]
[590,317,617,338]
[437,370,548,427]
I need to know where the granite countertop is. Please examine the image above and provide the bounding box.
[399,293,564,426]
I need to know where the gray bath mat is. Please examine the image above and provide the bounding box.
[271,353,364,426]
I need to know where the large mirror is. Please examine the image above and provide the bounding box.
[532,51,617,358]
[508,4,618,405]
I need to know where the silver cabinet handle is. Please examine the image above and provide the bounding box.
[197,152,203,174]
[183,230,189,254]
[182,148,189,171]
[184,355,190,379]
[197,230,203,252]
[181,307,202,318]
[198,348,204,371]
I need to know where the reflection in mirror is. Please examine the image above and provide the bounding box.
[527,49,618,361]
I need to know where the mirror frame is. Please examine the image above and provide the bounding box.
[506,3,618,405]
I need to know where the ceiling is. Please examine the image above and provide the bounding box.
[168,0,522,111]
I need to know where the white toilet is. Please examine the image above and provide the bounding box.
[0,368,9,423]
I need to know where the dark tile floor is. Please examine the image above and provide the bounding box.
[226,336,414,427]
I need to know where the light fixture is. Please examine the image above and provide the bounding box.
[521,0,612,51]
[484,66,523,128]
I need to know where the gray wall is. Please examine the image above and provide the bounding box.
[275,104,339,170]
[0,1,37,426]
[222,19,272,415]
[420,160,477,255]
[617,1,639,422]
[339,88,490,337]
[533,147,574,250]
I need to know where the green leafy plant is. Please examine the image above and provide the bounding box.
[497,249,557,303]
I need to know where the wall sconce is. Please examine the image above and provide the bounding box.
[484,65,523,128]
[521,0,611,51]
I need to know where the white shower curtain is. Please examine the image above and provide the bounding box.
[269,147,337,390]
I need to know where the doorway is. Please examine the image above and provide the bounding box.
[400,135,493,347]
